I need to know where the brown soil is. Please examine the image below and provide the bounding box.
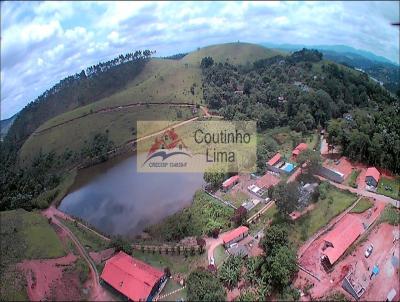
[16,253,86,301]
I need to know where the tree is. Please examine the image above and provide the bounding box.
[200,56,214,69]
[218,255,243,289]
[232,206,247,226]
[263,245,298,290]
[272,182,300,217]
[203,167,226,189]
[259,224,289,255]
[187,268,226,301]
[109,236,132,254]
[296,149,322,175]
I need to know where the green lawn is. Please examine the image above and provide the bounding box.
[221,191,249,208]
[159,279,187,301]
[213,244,228,268]
[0,209,66,301]
[377,177,399,200]
[131,250,204,275]
[62,219,109,252]
[350,198,373,213]
[289,185,357,247]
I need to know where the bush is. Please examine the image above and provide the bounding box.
[187,268,226,301]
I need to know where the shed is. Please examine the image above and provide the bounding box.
[221,226,249,247]
[222,175,239,191]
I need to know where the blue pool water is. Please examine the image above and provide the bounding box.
[283,163,295,172]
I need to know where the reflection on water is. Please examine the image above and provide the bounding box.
[59,152,204,238]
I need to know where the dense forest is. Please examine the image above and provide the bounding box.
[200,49,399,172]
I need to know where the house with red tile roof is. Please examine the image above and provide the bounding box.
[321,215,364,267]
[365,167,381,187]
[222,175,239,191]
[292,143,308,159]
[267,153,281,166]
[221,226,249,247]
[256,173,280,190]
[101,251,165,301]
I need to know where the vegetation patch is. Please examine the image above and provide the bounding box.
[379,205,400,225]
[146,191,234,242]
[347,169,361,188]
[349,198,373,213]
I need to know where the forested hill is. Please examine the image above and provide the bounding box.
[201,48,399,172]
[5,50,154,151]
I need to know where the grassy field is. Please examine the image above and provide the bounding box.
[377,176,399,200]
[379,205,400,225]
[19,105,194,165]
[131,250,205,275]
[182,42,283,66]
[289,184,357,246]
[221,191,249,208]
[350,198,373,213]
[62,219,109,252]
[0,209,66,301]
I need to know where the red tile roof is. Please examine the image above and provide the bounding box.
[222,226,249,244]
[256,173,280,189]
[292,143,308,156]
[323,214,364,265]
[222,175,239,189]
[365,167,381,183]
[100,251,164,301]
[267,153,281,166]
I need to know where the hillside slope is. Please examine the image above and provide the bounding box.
[183,42,283,66]
[18,43,284,165]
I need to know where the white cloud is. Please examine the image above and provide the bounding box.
[1,1,399,119]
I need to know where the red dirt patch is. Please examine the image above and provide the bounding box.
[16,253,86,301]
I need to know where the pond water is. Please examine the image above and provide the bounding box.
[59,152,204,238]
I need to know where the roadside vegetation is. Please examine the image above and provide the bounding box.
[61,219,109,252]
[347,169,360,188]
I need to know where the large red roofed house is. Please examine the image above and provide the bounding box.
[365,167,381,188]
[221,226,249,247]
[100,251,165,301]
[292,143,308,158]
[321,215,364,267]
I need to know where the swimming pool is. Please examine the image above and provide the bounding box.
[282,162,295,173]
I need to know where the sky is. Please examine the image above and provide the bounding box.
[1,1,399,120]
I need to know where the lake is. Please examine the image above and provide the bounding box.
[59,152,205,238]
